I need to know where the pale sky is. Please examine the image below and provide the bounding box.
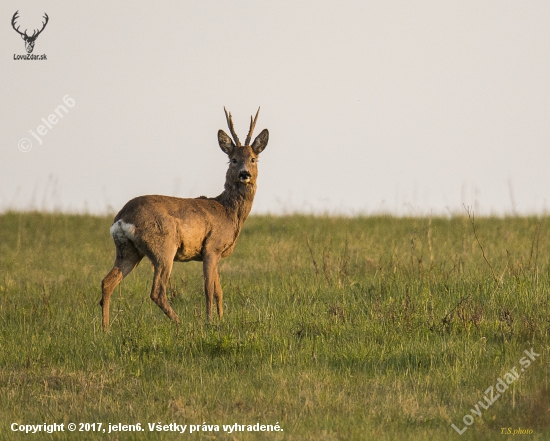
[1,1,549,216]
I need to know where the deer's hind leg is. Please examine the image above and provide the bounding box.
[101,241,143,331]
[149,254,181,324]
[203,253,223,320]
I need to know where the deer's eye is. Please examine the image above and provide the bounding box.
[251,158,256,163]
[232,159,237,164]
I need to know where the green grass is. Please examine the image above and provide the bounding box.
[1,212,549,440]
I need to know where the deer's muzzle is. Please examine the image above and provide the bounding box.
[238,170,251,183]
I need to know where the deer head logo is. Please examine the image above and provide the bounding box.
[11,11,49,54]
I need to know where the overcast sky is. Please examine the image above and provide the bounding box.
[1,1,549,216]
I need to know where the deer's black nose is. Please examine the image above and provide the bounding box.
[238,170,251,181]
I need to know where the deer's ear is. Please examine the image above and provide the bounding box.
[251,129,269,155]
[218,130,235,155]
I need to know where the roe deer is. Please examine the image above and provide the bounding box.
[100,108,269,331]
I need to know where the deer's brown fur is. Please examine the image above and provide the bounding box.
[100,108,268,331]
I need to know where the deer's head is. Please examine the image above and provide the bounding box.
[12,11,49,54]
[218,108,269,190]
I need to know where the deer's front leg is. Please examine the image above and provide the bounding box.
[203,253,222,320]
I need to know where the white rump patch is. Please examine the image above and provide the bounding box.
[110,220,136,242]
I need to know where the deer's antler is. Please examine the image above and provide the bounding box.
[12,12,48,40]
[245,107,260,146]
[30,13,49,39]
[11,11,26,37]
[224,107,241,146]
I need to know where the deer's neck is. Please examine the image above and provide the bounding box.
[216,181,256,228]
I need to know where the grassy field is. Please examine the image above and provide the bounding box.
[1,212,549,440]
